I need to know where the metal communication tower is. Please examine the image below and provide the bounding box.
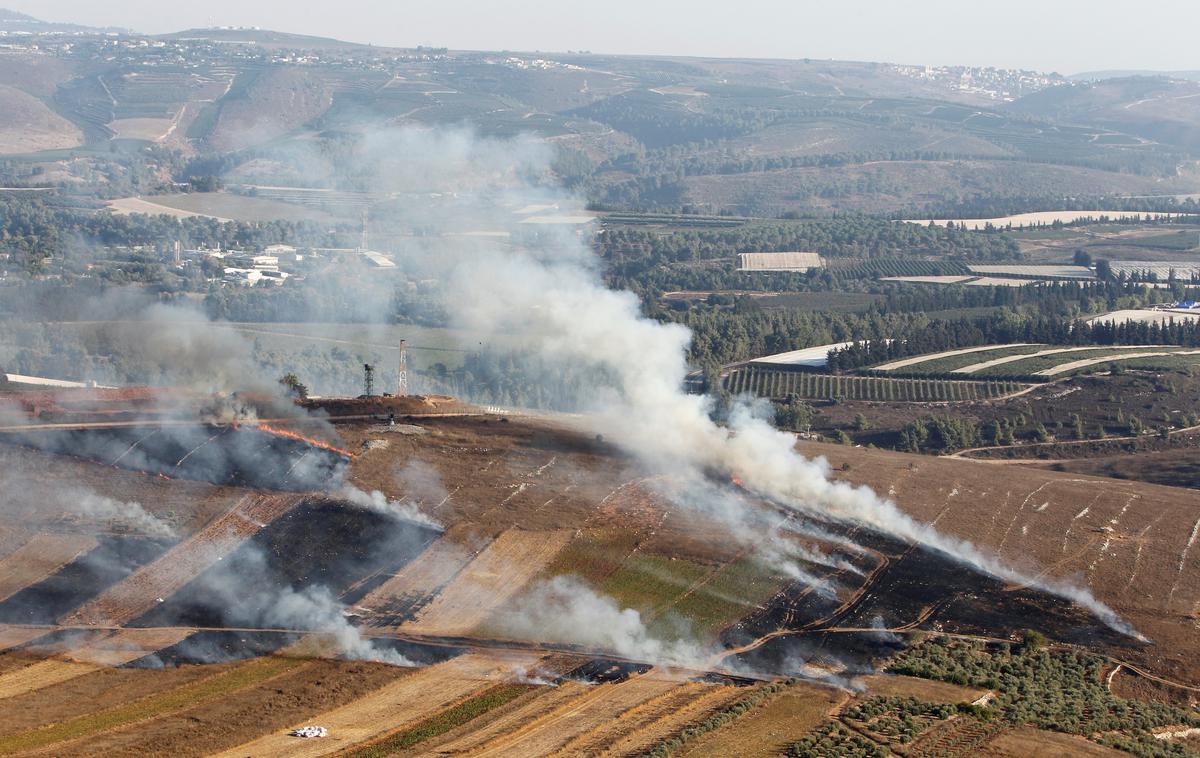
[397,339,408,397]
[363,363,375,397]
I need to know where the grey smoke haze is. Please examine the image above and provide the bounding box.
[14,0,1200,74]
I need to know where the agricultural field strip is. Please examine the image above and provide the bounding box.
[967,264,1094,278]
[356,534,477,625]
[0,654,312,755]
[0,625,53,652]
[1087,309,1200,325]
[401,529,574,637]
[55,627,196,666]
[209,653,535,758]
[0,534,99,602]
[872,344,1037,371]
[881,275,973,284]
[953,345,1168,374]
[427,680,594,754]
[598,683,750,757]
[106,196,233,222]
[64,493,302,625]
[737,252,824,271]
[1037,349,1200,376]
[434,674,684,757]
[905,211,1187,229]
[727,368,1023,402]
[0,659,100,700]
[556,681,728,757]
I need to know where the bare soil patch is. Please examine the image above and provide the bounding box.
[982,726,1127,757]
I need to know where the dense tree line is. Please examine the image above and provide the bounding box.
[600,218,1020,289]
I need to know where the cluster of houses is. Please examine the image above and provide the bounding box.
[182,243,396,287]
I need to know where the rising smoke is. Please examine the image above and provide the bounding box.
[0,123,1141,672]
[358,126,1139,640]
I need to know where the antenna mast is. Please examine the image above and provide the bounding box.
[363,363,374,397]
[397,339,408,397]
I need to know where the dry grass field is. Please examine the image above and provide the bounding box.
[0,84,82,154]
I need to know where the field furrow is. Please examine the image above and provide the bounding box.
[454,674,681,757]
[598,683,747,757]
[423,680,593,754]
[0,534,99,601]
[401,529,573,636]
[208,652,533,758]
[63,493,302,625]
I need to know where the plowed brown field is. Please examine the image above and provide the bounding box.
[805,441,1200,684]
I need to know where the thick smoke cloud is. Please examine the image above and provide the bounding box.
[352,126,1137,640]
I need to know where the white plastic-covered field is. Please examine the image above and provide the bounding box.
[880,275,974,284]
[737,252,824,272]
[967,264,1094,279]
[1087,309,1200,325]
[749,341,855,367]
[904,211,1186,229]
[1109,261,1200,279]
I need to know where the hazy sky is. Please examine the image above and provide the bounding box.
[13,0,1200,74]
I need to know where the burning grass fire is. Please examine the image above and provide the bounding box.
[254,422,357,460]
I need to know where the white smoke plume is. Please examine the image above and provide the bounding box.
[69,490,177,539]
[371,126,1142,640]
[336,484,441,529]
[263,584,414,666]
[494,576,710,669]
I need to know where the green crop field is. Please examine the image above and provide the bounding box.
[725,367,1025,402]
[978,347,1200,377]
[872,344,1048,374]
